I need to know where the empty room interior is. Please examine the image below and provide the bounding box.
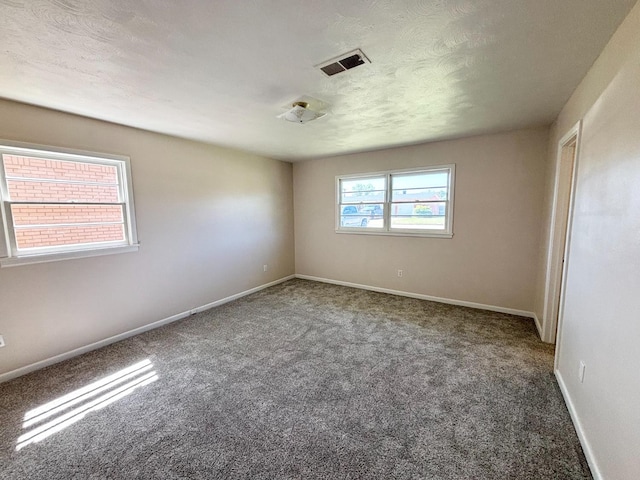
[1,1,639,479]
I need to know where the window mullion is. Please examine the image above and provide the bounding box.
[385,173,392,232]
[116,163,125,204]
[3,201,18,255]
[122,208,131,246]
[0,158,10,257]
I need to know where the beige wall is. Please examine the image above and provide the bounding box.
[0,99,295,377]
[293,128,549,314]
[537,2,640,479]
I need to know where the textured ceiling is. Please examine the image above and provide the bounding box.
[0,0,636,161]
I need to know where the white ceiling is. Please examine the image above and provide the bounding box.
[0,0,636,161]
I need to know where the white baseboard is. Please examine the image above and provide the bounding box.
[532,312,544,341]
[0,273,537,383]
[190,275,295,314]
[0,275,295,384]
[555,369,601,480]
[296,274,537,319]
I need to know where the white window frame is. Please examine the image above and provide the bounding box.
[0,140,139,267]
[336,165,455,238]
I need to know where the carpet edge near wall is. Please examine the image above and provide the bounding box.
[295,274,542,331]
[0,275,296,384]
[1,273,544,383]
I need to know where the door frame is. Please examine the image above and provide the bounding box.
[542,121,581,345]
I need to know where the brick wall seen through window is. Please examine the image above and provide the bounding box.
[0,143,138,266]
[3,155,125,250]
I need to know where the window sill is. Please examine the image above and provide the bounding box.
[335,229,453,239]
[0,244,139,268]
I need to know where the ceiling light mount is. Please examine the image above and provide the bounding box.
[278,97,328,124]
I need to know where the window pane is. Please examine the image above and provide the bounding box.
[15,224,125,250]
[6,180,119,203]
[3,155,117,182]
[391,171,449,204]
[340,176,386,203]
[339,204,384,229]
[392,171,448,190]
[358,203,384,218]
[392,186,448,203]
[11,204,124,226]
[3,154,119,203]
[390,202,447,230]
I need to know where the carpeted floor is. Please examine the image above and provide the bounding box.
[0,279,591,479]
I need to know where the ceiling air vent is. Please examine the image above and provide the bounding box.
[316,49,370,77]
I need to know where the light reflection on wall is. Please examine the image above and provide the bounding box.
[16,359,158,451]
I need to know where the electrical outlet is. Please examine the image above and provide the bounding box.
[397,269,403,277]
[578,361,586,383]
[0,335,5,348]
[263,264,268,272]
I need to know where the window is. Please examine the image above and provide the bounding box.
[336,165,454,237]
[0,141,139,266]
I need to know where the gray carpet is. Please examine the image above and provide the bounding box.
[0,279,591,479]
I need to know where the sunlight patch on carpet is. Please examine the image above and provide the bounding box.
[16,359,157,451]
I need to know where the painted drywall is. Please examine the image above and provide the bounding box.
[1,1,634,160]
[293,128,548,314]
[0,99,295,377]
[537,2,640,478]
